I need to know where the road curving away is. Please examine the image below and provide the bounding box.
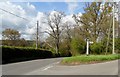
[2,58,119,75]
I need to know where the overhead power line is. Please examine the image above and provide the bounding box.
[0,8,38,25]
[0,8,29,21]
[0,8,40,49]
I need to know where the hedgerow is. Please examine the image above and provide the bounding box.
[1,46,53,64]
[1,46,71,64]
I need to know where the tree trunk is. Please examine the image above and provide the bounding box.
[55,38,59,54]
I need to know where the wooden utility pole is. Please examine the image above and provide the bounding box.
[118,1,120,38]
[36,21,39,49]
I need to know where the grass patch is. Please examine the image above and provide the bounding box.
[61,54,120,65]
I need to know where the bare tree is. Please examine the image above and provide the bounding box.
[45,11,65,53]
[62,21,72,52]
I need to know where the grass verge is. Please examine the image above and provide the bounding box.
[61,54,120,65]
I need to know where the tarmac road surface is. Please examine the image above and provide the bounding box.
[2,58,119,75]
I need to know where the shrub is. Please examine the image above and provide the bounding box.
[59,51,72,57]
[101,37,112,54]
[71,38,86,56]
[59,42,72,57]
[115,38,120,53]
[90,42,104,54]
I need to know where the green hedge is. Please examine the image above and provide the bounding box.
[90,43,105,54]
[1,46,72,64]
[1,46,53,64]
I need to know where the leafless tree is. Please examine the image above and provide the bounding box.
[45,11,65,53]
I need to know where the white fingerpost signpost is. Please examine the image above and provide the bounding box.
[86,38,93,56]
[86,39,89,55]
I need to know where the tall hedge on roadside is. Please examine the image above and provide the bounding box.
[2,46,53,64]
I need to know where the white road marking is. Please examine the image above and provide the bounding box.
[41,61,60,71]
[42,65,53,71]
[25,61,60,75]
